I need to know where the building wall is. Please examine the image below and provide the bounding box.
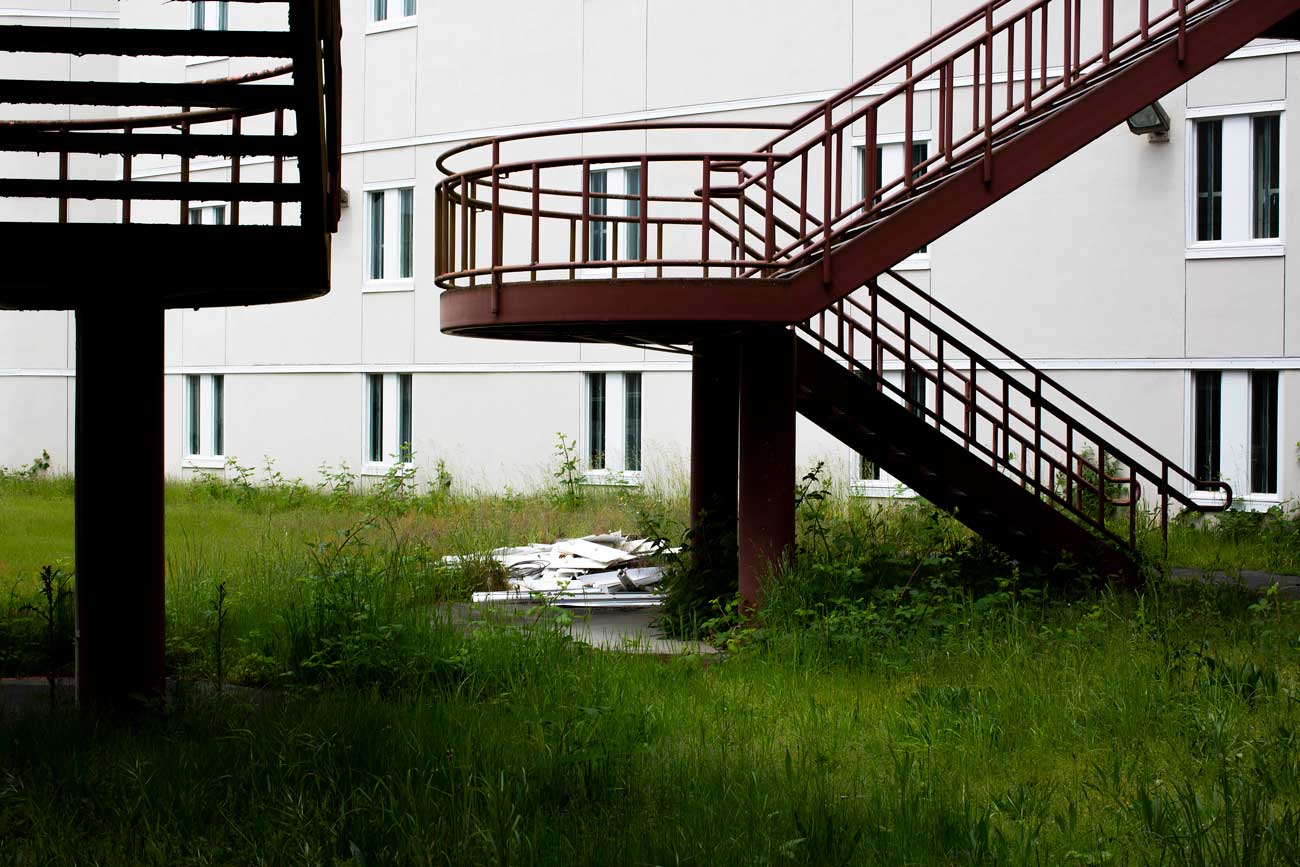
[1,0,1297,512]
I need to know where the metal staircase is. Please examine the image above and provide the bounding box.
[434,0,1297,587]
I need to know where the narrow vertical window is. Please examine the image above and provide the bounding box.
[398,188,414,279]
[373,0,387,22]
[1250,371,1279,495]
[398,373,413,462]
[367,373,384,463]
[1196,120,1223,242]
[402,0,416,18]
[368,191,385,280]
[212,204,226,226]
[1193,371,1221,489]
[906,366,927,420]
[191,1,205,30]
[216,0,228,30]
[624,372,642,472]
[1253,115,1281,241]
[212,375,224,456]
[587,372,606,470]
[589,170,608,261]
[186,375,201,456]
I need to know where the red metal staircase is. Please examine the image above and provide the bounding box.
[434,0,1296,587]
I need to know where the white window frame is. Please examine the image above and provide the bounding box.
[363,183,416,291]
[580,371,644,485]
[1185,369,1284,510]
[852,132,935,271]
[580,164,645,279]
[361,372,414,474]
[182,373,226,469]
[1185,102,1285,260]
[191,0,228,31]
[188,202,227,226]
[367,0,416,34]
[848,368,921,499]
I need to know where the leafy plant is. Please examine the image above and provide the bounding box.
[552,433,584,509]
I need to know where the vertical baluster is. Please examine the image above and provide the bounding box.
[1066,424,1074,508]
[1024,11,1033,112]
[1063,0,1073,88]
[870,280,881,391]
[822,106,832,287]
[612,221,620,278]
[864,109,878,209]
[938,65,948,164]
[903,311,913,413]
[834,128,844,217]
[1006,19,1015,112]
[1177,0,1186,62]
[639,155,649,264]
[1102,0,1113,63]
[121,125,132,224]
[966,357,976,446]
[1140,0,1149,41]
[230,114,241,225]
[582,159,592,264]
[699,157,710,274]
[468,182,477,281]
[569,217,577,280]
[656,223,664,278]
[904,60,914,188]
[764,155,776,264]
[983,8,994,184]
[530,163,540,279]
[58,131,68,225]
[490,141,501,312]
[1160,464,1169,558]
[798,151,808,241]
[1033,374,1043,495]
[935,339,944,431]
[1040,4,1048,91]
[1002,378,1010,463]
[1128,474,1138,549]
[1097,444,1107,528]
[971,44,981,132]
[180,106,191,224]
[945,61,955,160]
[1073,0,1082,82]
[272,108,283,226]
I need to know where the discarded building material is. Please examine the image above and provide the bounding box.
[457,532,672,607]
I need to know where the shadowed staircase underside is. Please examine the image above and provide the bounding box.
[0,0,342,711]
[433,0,1297,587]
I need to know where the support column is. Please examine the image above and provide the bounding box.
[738,326,796,607]
[689,335,739,580]
[75,302,166,712]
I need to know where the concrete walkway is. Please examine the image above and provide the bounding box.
[1171,568,1300,599]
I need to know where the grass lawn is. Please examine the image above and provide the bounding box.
[2,475,1300,865]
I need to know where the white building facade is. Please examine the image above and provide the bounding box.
[2,0,1299,509]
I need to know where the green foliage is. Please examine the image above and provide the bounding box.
[552,432,585,509]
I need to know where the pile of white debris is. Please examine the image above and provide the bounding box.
[452,532,675,609]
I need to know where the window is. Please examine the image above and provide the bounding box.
[371,0,415,24]
[364,372,413,466]
[191,0,228,30]
[188,204,226,226]
[588,166,642,263]
[857,140,931,259]
[184,373,225,459]
[1189,110,1283,253]
[583,372,643,478]
[851,368,919,496]
[366,187,414,284]
[1191,370,1280,499]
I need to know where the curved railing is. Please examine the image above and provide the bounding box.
[800,270,1232,552]
[435,0,1232,292]
[0,0,342,234]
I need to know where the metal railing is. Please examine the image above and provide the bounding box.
[435,0,1231,291]
[0,0,342,234]
[799,270,1231,553]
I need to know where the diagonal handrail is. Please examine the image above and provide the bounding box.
[798,269,1231,556]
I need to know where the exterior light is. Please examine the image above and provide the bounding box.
[1127,100,1171,141]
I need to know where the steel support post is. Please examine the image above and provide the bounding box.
[689,336,739,578]
[75,303,166,712]
[737,326,796,607]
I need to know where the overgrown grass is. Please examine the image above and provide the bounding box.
[3,472,1300,864]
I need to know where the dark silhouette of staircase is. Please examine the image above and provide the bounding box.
[434,0,1300,581]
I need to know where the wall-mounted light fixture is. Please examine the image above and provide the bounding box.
[1127,100,1171,143]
